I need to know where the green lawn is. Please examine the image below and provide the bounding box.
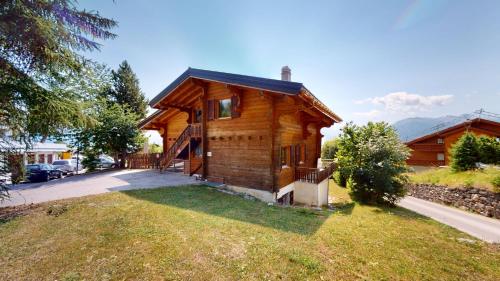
[0,183,499,280]
[408,167,500,191]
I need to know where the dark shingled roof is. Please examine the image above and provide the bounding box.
[150,67,304,107]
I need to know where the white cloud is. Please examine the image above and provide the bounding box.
[353,109,381,118]
[355,92,453,112]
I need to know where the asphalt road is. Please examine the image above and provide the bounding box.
[1,169,198,207]
[399,196,500,243]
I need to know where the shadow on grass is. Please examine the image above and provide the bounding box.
[121,185,333,236]
[331,201,355,215]
[371,206,431,221]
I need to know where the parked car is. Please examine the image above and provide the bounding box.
[94,158,116,169]
[52,159,84,175]
[26,164,63,182]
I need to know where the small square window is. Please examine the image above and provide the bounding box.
[437,153,445,161]
[218,99,231,118]
[437,138,444,144]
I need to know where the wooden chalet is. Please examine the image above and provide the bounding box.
[406,118,500,166]
[137,67,341,206]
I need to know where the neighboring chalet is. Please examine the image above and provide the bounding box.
[138,67,341,206]
[406,118,500,166]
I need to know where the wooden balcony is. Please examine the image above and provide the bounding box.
[295,162,336,184]
[406,159,445,166]
[410,143,444,152]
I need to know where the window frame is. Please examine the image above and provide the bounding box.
[437,153,445,161]
[437,138,444,144]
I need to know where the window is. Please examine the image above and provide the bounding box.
[437,153,445,161]
[218,99,231,118]
[437,138,444,144]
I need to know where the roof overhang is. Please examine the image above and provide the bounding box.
[142,67,343,129]
[405,118,500,145]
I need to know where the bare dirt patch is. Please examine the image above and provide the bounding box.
[0,203,42,223]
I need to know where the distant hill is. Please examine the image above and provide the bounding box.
[392,114,475,142]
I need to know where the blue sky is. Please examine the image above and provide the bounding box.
[82,0,500,143]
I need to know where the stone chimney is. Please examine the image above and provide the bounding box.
[281,66,291,81]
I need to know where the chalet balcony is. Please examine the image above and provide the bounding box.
[407,159,445,166]
[410,143,444,152]
[282,161,336,207]
[295,161,336,184]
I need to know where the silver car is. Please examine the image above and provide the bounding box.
[51,160,79,175]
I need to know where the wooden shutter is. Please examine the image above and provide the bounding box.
[214,99,219,119]
[231,95,241,118]
[295,144,301,166]
[207,100,215,120]
[290,145,295,167]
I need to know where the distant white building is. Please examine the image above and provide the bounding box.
[7,142,70,165]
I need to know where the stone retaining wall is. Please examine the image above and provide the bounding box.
[407,184,500,219]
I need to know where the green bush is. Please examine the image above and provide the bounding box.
[451,133,480,172]
[333,170,347,187]
[477,136,500,165]
[492,175,500,193]
[321,139,338,160]
[337,122,410,205]
[82,151,99,172]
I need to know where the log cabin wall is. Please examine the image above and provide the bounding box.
[274,98,321,189]
[406,121,500,166]
[204,82,274,191]
[165,111,189,151]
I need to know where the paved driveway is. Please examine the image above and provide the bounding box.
[399,196,500,243]
[1,169,198,207]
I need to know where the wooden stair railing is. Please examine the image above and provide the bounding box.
[159,125,192,171]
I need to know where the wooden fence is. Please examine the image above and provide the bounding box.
[127,153,163,169]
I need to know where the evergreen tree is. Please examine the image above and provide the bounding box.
[0,0,116,199]
[109,61,148,119]
[451,133,480,171]
[0,0,117,140]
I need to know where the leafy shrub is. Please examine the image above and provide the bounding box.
[321,139,338,160]
[333,170,347,187]
[477,136,500,165]
[492,175,500,193]
[451,133,480,172]
[82,150,99,172]
[337,122,410,205]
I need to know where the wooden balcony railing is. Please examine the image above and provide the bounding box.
[410,143,444,152]
[406,159,445,166]
[295,162,336,184]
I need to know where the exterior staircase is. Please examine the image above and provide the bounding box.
[159,125,194,172]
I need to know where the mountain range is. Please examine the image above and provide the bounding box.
[392,113,499,142]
